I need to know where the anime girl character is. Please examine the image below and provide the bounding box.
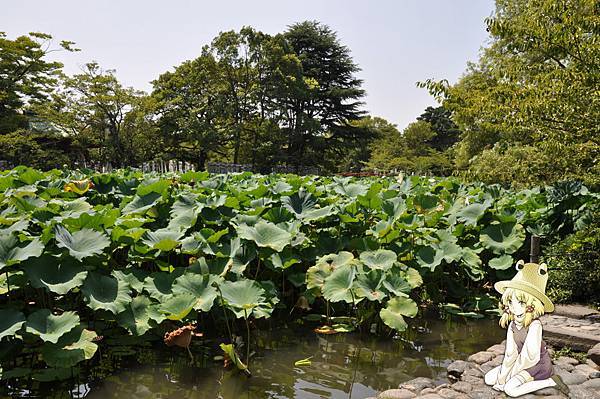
[484,260,569,397]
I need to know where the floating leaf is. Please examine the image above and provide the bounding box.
[23,255,87,295]
[25,310,79,344]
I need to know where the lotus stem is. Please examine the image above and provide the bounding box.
[216,286,233,343]
[244,309,250,366]
[5,271,10,303]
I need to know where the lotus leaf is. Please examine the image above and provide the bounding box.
[25,310,79,344]
[488,254,514,270]
[416,246,444,271]
[54,225,110,261]
[159,293,197,320]
[172,273,218,312]
[41,327,98,367]
[81,272,132,314]
[322,264,356,303]
[23,255,88,295]
[0,234,44,270]
[235,220,292,252]
[456,203,489,226]
[359,249,397,271]
[0,309,26,340]
[112,269,149,292]
[379,296,418,332]
[141,229,183,251]
[218,279,267,318]
[480,222,525,254]
[381,272,411,297]
[117,295,164,335]
[122,192,162,215]
[63,179,94,195]
[404,267,424,288]
[438,240,463,263]
[353,269,385,302]
[168,193,202,231]
[220,343,248,373]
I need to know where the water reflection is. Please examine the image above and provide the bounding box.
[82,317,503,399]
[3,316,504,398]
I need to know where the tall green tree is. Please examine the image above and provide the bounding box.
[0,32,76,133]
[279,21,367,171]
[420,0,600,187]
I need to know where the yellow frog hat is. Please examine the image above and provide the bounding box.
[494,260,554,312]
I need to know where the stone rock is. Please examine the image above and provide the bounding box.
[581,378,600,389]
[462,375,484,384]
[447,360,470,380]
[482,355,503,368]
[432,384,449,392]
[419,388,436,395]
[585,359,600,369]
[479,364,493,375]
[436,388,463,399]
[450,381,472,394]
[591,371,600,378]
[553,359,575,372]
[377,389,416,399]
[417,395,444,399]
[574,363,597,378]
[398,377,435,392]
[468,351,495,364]
[468,386,500,399]
[486,344,505,355]
[463,367,484,378]
[557,369,588,385]
[557,356,579,365]
[588,343,600,367]
[567,385,600,399]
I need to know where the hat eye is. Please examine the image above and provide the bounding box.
[516,260,525,270]
[539,269,547,275]
[539,263,548,275]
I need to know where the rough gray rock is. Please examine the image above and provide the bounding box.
[398,377,435,392]
[574,363,598,378]
[377,388,416,399]
[435,388,463,399]
[467,351,495,364]
[581,378,600,389]
[417,394,444,399]
[532,386,562,396]
[450,381,472,394]
[486,344,505,355]
[556,356,579,365]
[588,343,600,367]
[566,384,600,399]
[447,360,470,380]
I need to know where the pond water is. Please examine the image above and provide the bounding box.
[4,316,505,399]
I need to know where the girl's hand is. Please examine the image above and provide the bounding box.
[492,383,505,392]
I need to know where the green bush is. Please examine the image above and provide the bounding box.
[543,216,600,306]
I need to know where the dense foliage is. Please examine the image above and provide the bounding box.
[0,167,597,381]
[420,0,600,187]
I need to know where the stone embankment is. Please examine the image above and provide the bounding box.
[369,305,600,399]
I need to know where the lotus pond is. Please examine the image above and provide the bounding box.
[3,315,504,398]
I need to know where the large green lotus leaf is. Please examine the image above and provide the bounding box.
[122,192,162,215]
[112,269,149,292]
[413,194,439,211]
[17,168,45,185]
[54,225,110,261]
[0,220,29,235]
[379,296,418,332]
[404,267,424,288]
[281,190,317,217]
[219,279,266,317]
[81,272,132,314]
[181,228,227,255]
[382,197,407,220]
[489,254,514,270]
[172,273,218,312]
[41,327,98,368]
[461,247,485,281]
[0,234,44,270]
[235,220,292,252]
[167,193,202,232]
[0,270,26,294]
[267,250,300,270]
[416,246,444,271]
[159,292,196,320]
[323,265,356,303]
[25,310,79,344]
[141,229,183,251]
[438,241,463,263]
[0,309,26,340]
[306,251,356,291]
[456,203,489,226]
[143,272,177,302]
[381,272,412,297]
[353,269,385,302]
[136,178,171,196]
[359,249,397,271]
[334,183,368,198]
[117,295,164,335]
[23,255,88,295]
[301,205,336,222]
[479,222,525,254]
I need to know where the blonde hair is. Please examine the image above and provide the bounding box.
[498,288,545,328]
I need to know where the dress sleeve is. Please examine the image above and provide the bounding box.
[497,323,519,384]
[509,320,542,379]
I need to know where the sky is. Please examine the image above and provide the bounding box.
[2,0,495,131]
